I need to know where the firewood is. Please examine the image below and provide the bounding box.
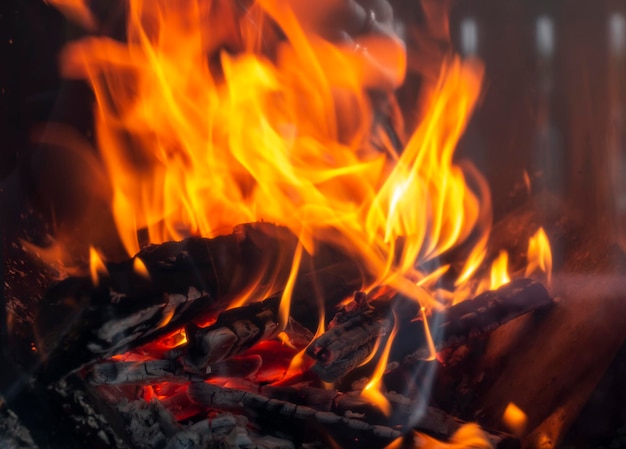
[188,382,517,448]
[34,223,365,381]
[402,278,552,363]
[180,296,281,372]
[187,382,403,448]
[307,279,552,381]
[89,356,263,386]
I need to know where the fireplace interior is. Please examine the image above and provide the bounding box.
[1,0,626,448]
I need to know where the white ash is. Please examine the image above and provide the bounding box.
[118,399,180,449]
[0,399,38,449]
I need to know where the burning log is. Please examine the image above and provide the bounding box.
[89,356,263,386]
[179,296,282,373]
[309,279,552,381]
[34,223,365,381]
[187,382,403,448]
[188,382,517,449]
[403,278,553,362]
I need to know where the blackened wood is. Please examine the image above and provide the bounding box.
[181,296,281,372]
[187,382,402,448]
[402,278,552,363]
[306,291,393,382]
[260,385,515,447]
[89,356,263,386]
[190,382,516,448]
[34,223,365,381]
[307,280,552,382]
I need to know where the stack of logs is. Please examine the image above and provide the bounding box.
[17,222,552,449]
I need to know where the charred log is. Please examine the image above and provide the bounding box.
[187,382,402,448]
[34,223,365,381]
[401,278,552,363]
[188,382,517,449]
[308,279,552,381]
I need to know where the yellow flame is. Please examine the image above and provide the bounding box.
[361,318,398,416]
[419,306,437,361]
[89,246,108,286]
[279,242,304,330]
[502,402,527,437]
[414,424,493,449]
[525,227,552,285]
[133,257,150,279]
[52,0,496,311]
[490,250,510,290]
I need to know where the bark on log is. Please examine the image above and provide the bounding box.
[34,223,365,381]
[189,382,517,448]
[308,279,552,381]
[187,382,403,448]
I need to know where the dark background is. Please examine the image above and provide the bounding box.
[1,0,625,447]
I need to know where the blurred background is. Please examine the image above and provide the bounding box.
[1,0,625,446]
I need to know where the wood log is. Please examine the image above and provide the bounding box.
[88,356,263,386]
[34,223,365,381]
[180,296,281,372]
[188,382,517,448]
[431,195,626,449]
[187,382,403,448]
[308,279,552,381]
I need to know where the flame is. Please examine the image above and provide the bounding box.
[48,2,554,433]
[89,246,108,286]
[53,0,495,311]
[490,250,510,290]
[133,257,151,279]
[502,402,527,437]
[419,306,437,361]
[44,0,96,30]
[361,317,398,415]
[414,424,493,449]
[279,242,304,330]
[526,227,552,285]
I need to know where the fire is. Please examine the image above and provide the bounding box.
[89,246,108,286]
[56,0,493,311]
[490,250,510,290]
[526,227,553,285]
[46,0,554,444]
[133,256,151,279]
[502,402,527,437]
[361,317,398,415]
[414,424,493,449]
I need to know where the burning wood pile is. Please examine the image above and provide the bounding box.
[7,0,626,448]
[27,222,553,449]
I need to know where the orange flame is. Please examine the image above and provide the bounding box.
[361,317,398,415]
[525,227,552,285]
[502,402,527,437]
[89,246,108,286]
[53,0,495,310]
[414,424,493,449]
[133,256,151,279]
[490,250,510,290]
